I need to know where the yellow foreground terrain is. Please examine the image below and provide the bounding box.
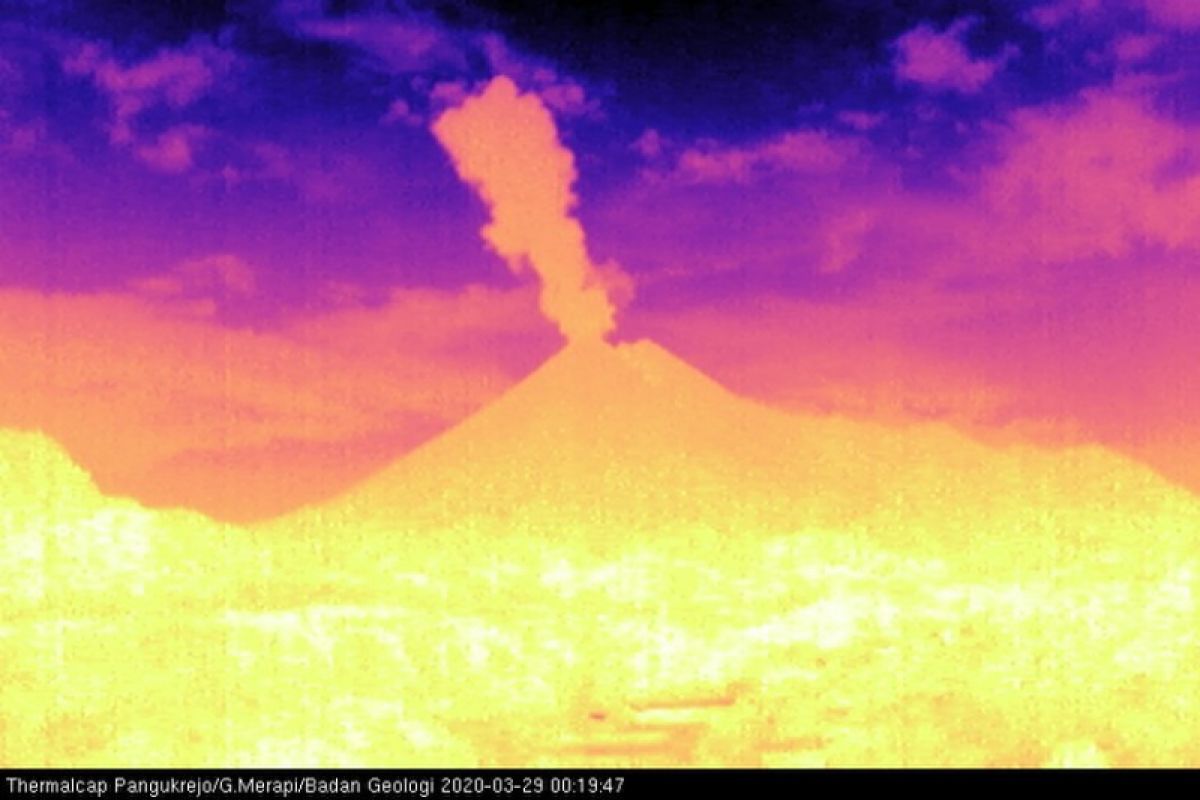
[2,342,1198,766]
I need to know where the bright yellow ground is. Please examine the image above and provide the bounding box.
[2,342,1198,766]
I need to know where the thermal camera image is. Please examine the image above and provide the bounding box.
[1,1,1198,768]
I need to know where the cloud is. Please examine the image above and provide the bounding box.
[818,210,874,275]
[657,130,856,186]
[536,79,596,119]
[1142,0,1200,30]
[1026,0,1104,30]
[980,89,1200,261]
[381,97,422,127]
[0,113,50,156]
[44,30,346,193]
[133,124,209,173]
[63,37,233,146]
[427,79,471,109]
[0,51,19,85]
[215,140,297,189]
[0,34,71,161]
[580,16,1200,301]
[632,129,666,159]
[130,254,257,304]
[197,135,385,204]
[609,83,1200,288]
[294,14,467,74]
[432,76,630,343]
[476,33,602,120]
[590,126,882,288]
[62,36,234,172]
[277,4,601,127]
[1029,0,1200,31]
[837,110,887,131]
[893,17,1017,94]
[42,26,377,194]
[1112,33,1165,64]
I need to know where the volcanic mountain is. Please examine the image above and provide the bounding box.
[271,340,1198,561]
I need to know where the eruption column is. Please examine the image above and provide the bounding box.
[432,76,626,343]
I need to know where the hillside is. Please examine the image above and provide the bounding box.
[0,429,239,613]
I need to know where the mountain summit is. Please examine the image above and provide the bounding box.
[290,339,805,538]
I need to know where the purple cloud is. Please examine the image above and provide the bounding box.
[60,35,235,177]
[476,33,602,120]
[277,2,602,127]
[63,37,234,146]
[1142,0,1200,30]
[893,17,1018,94]
[294,15,467,74]
[646,129,859,186]
[1030,0,1200,31]
[134,123,210,174]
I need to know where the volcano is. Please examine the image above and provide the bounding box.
[272,340,1198,561]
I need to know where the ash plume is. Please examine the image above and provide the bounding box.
[432,76,628,342]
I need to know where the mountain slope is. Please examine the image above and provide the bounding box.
[273,340,1199,561]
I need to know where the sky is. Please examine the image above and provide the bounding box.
[1,0,1198,520]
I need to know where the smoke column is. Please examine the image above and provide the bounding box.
[432,76,624,342]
